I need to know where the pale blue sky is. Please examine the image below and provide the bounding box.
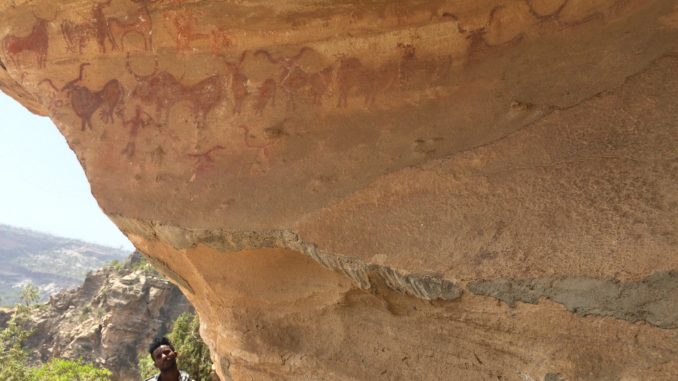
[0,92,134,250]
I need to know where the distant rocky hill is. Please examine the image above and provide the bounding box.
[0,252,193,380]
[0,224,130,305]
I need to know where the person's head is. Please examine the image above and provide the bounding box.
[148,337,178,372]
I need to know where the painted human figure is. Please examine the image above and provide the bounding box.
[121,105,155,158]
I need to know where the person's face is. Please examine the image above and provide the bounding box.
[152,344,178,371]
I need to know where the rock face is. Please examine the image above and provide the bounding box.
[1,0,677,379]
[19,253,192,380]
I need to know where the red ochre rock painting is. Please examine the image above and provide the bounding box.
[2,12,51,68]
[40,63,124,131]
[1,1,677,380]
[126,54,225,127]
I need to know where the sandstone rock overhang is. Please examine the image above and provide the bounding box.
[2,0,678,379]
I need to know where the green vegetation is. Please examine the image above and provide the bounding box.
[107,260,122,271]
[169,312,213,380]
[0,300,32,380]
[137,352,156,379]
[106,254,159,276]
[0,283,111,381]
[29,359,111,381]
[128,255,160,276]
[20,283,39,307]
[138,312,213,380]
[79,305,93,322]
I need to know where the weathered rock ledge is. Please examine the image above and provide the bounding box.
[116,216,463,301]
[120,217,678,329]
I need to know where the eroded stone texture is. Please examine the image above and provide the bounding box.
[1,0,678,379]
[130,238,678,381]
[113,218,463,301]
[468,272,678,328]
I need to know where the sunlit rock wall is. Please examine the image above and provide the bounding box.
[1,0,677,379]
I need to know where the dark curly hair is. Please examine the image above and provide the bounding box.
[148,336,175,359]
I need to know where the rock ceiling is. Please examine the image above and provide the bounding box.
[1,0,678,379]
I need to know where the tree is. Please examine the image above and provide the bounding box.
[107,260,122,271]
[0,292,111,381]
[29,359,111,381]
[0,305,32,380]
[169,312,213,381]
[19,283,39,307]
[137,352,156,379]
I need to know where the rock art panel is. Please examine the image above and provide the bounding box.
[221,51,249,115]
[164,8,232,54]
[126,55,224,127]
[41,63,124,131]
[121,105,156,158]
[238,122,286,176]
[188,145,225,180]
[108,0,157,51]
[1,0,678,380]
[396,42,452,90]
[335,55,399,108]
[255,48,335,110]
[60,20,95,54]
[2,12,51,68]
[253,78,276,115]
[60,0,115,54]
